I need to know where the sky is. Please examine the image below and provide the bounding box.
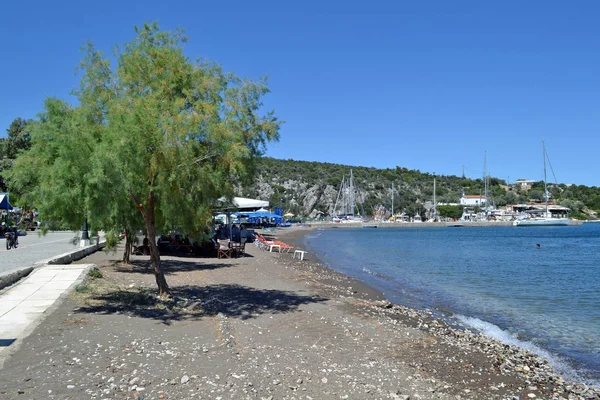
[1,1,599,186]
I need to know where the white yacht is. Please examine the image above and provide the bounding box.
[513,141,571,227]
[513,211,570,226]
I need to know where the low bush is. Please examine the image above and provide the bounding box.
[88,267,103,279]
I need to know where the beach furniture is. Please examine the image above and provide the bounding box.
[273,240,294,253]
[269,244,281,252]
[254,233,275,250]
[231,239,246,257]
[293,250,307,260]
[217,239,233,258]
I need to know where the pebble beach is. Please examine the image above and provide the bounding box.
[0,226,598,399]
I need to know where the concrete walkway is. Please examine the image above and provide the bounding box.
[0,264,93,358]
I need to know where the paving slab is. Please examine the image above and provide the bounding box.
[0,264,94,360]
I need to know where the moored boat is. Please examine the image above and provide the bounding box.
[514,141,573,227]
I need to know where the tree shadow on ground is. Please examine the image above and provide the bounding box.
[153,251,254,259]
[75,284,327,324]
[115,259,239,275]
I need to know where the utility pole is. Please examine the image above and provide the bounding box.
[80,217,90,247]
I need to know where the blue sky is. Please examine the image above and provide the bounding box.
[1,1,599,186]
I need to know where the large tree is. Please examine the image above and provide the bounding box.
[0,117,32,192]
[7,23,280,297]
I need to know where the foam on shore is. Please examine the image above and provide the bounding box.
[455,314,597,386]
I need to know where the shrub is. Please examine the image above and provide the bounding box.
[88,267,103,279]
[75,284,91,293]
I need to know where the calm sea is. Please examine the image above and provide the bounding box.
[302,223,600,384]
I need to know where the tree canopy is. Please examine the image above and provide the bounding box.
[0,117,32,192]
[6,22,281,296]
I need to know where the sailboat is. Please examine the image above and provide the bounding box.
[332,169,363,223]
[513,142,571,227]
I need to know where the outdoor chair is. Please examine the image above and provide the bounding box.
[217,239,233,259]
[231,238,246,257]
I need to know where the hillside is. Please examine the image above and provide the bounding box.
[236,158,600,219]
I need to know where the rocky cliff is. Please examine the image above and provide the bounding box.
[236,158,487,218]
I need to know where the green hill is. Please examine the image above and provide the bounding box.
[237,157,599,219]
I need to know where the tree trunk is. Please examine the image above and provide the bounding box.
[123,228,131,263]
[129,190,171,297]
[143,191,170,297]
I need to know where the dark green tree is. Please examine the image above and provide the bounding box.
[0,117,32,192]
[437,205,463,220]
[7,23,280,297]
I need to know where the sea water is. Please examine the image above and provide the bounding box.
[303,223,600,384]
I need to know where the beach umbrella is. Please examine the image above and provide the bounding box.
[214,213,227,223]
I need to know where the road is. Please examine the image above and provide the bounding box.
[0,231,80,276]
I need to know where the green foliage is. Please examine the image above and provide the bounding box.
[75,284,91,293]
[529,190,545,202]
[505,191,518,204]
[0,117,32,191]
[87,267,103,279]
[6,22,281,295]
[244,157,600,218]
[437,205,463,220]
[559,199,584,212]
[569,210,588,220]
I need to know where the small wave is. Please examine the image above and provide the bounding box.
[455,315,595,385]
[361,266,393,281]
[362,266,376,275]
[305,231,323,240]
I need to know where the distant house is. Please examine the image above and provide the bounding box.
[515,179,536,190]
[460,194,487,207]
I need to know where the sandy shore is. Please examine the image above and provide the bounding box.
[0,227,597,399]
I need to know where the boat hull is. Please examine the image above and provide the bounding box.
[513,218,571,227]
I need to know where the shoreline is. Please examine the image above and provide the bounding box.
[0,229,598,399]
[273,225,600,393]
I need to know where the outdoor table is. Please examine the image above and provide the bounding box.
[293,250,307,260]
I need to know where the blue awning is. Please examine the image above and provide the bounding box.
[0,194,13,210]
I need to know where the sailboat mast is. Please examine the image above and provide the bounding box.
[333,175,344,218]
[433,176,436,221]
[349,169,355,216]
[483,151,488,211]
[391,183,394,218]
[543,141,549,215]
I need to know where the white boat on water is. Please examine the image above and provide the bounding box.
[332,169,363,223]
[513,141,571,227]
[513,212,570,226]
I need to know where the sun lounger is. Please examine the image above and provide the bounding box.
[273,240,294,253]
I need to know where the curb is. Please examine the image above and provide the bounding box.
[0,267,34,291]
[0,239,107,291]
[34,239,107,266]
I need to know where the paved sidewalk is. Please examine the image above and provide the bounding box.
[0,264,93,357]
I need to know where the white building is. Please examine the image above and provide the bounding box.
[460,194,487,207]
[515,179,536,190]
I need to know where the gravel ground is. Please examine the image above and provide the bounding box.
[0,228,597,400]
